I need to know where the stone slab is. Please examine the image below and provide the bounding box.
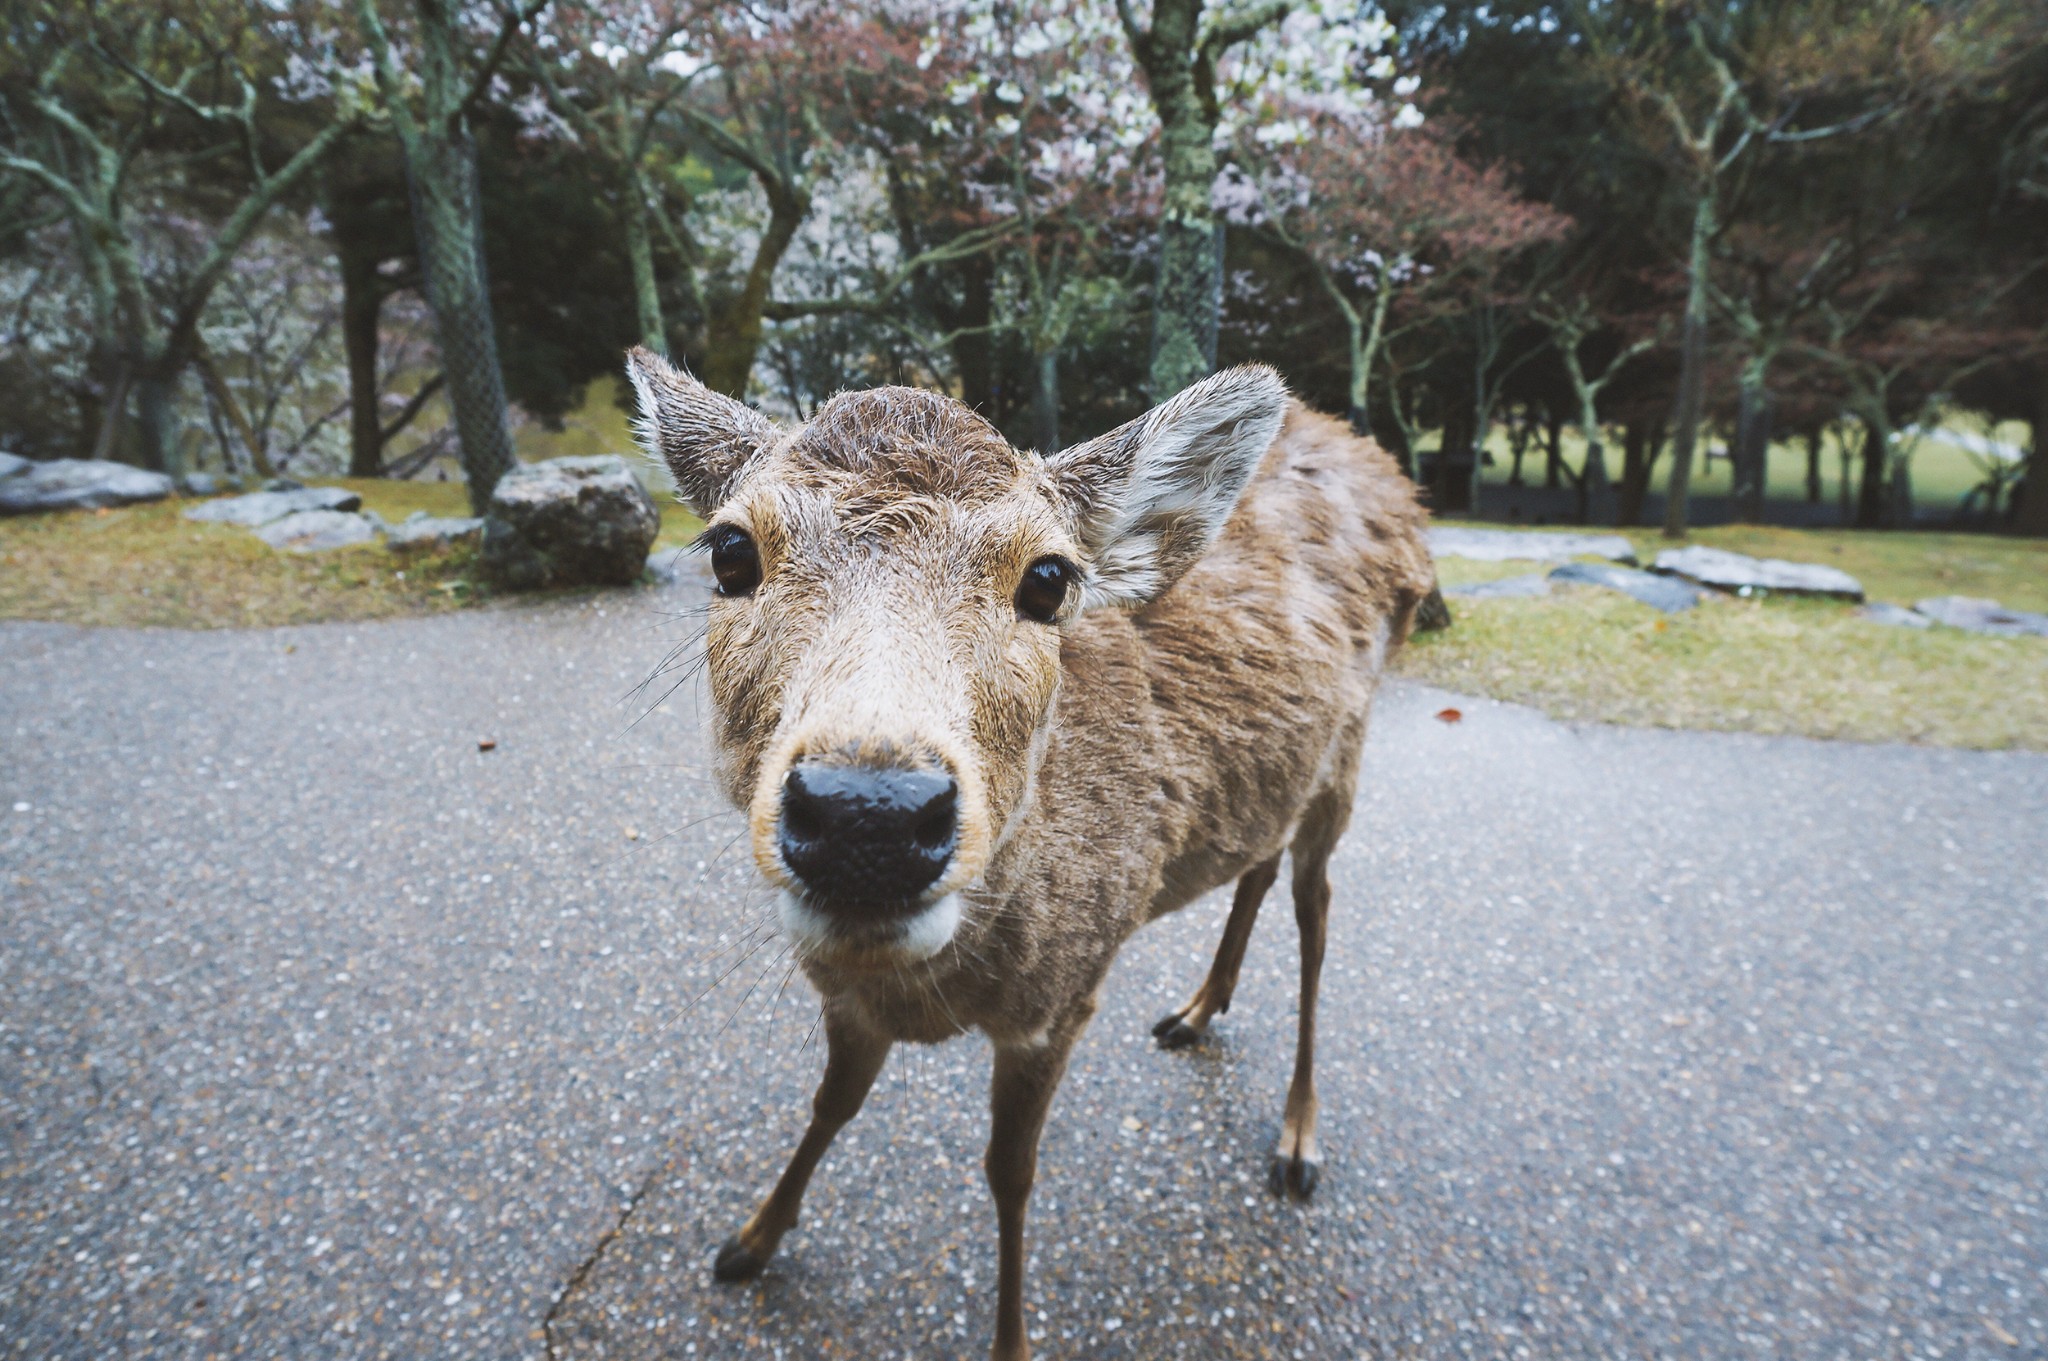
[1428,527,1638,565]
[1914,596,2048,638]
[252,509,380,552]
[1549,560,1704,613]
[0,458,175,514]
[184,486,362,526]
[1654,545,1864,601]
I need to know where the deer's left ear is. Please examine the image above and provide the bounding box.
[1045,365,1290,609]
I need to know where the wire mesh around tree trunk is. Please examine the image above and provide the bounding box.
[404,128,516,512]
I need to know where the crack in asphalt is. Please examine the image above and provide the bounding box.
[542,1160,671,1361]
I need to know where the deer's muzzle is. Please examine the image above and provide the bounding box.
[777,760,959,915]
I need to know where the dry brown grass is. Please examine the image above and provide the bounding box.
[0,479,702,630]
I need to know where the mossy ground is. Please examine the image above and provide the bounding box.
[1401,521,2048,750]
[5,484,2040,748]
[0,478,702,630]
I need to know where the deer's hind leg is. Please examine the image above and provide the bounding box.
[1269,758,1357,1201]
[1152,853,1283,1050]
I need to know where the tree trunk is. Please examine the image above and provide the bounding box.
[1134,0,1222,403]
[1886,441,1914,528]
[1508,406,1530,486]
[1029,346,1059,453]
[1837,428,1854,526]
[2015,373,2048,537]
[404,127,516,514]
[1542,408,1563,488]
[1435,399,1475,511]
[1804,427,1823,505]
[621,164,666,354]
[340,238,387,478]
[1662,194,1715,539]
[1344,304,1371,437]
[1731,380,1772,523]
[1855,419,1888,528]
[87,354,133,464]
[1617,421,1652,526]
[132,367,181,478]
[700,191,804,399]
[950,254,995,418]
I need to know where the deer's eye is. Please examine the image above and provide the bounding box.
[706,525,761,596]
[1014,556,1073,623]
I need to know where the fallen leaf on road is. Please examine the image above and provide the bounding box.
[1435,707,1463,723]
[477,738,497,752]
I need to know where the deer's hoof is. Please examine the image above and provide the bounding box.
[1153,1017,1205,1050]
[712,1234,768,1282]
[1268,1153,1321,1201]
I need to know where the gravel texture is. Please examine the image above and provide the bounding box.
[3,583,2044,1360]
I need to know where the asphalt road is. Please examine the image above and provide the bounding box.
[3,584,2044,1360]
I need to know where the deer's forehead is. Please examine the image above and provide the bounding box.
[756,480,1068,567]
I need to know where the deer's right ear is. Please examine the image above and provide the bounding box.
[625,346,778,516]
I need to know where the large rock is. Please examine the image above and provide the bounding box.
[1446,573,1552,600]
[1653,545,1864,601]
[0,458,175,515]
[1428,526,1638,565]
[253,509,380,552]
[184,485,362,526]
[0,452,29,481]
[480,456,661,590]
[1548,561,1704,613]
[386,514,484,550]
[1913,596,2048,638]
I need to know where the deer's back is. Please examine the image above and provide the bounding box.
[1043,403,1432,923]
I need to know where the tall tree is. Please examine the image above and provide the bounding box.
[355,0,540,511]
[1116,0,1288,401]
[0,1,365,474]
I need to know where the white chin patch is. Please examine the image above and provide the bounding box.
[778,890,962,963]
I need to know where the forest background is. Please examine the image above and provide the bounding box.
[4,0,2046,538]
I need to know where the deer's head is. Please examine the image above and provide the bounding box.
[629,349,1288,969]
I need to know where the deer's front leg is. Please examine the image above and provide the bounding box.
[713,1006,891,1282]
[984,1013,1089,1361]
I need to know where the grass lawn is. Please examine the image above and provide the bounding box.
[1402,521,2048,750]
[6,471,2041,749]
[0,477,703,631]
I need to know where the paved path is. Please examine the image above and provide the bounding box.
[3,592,2044,1360]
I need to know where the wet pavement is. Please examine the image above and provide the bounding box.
[3,587,2044,1360]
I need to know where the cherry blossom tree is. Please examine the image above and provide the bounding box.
[1221,101,1565,479]
[1,0,370,476]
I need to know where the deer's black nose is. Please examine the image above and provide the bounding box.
[778,762,957,909]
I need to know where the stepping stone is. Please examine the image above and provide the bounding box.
[1428,527,1638,565]
[1548,561,1704,613]
[185,486,362,527]
[253,509,379,552]
[386,515,483,549]
[1446,573,1551,600]
[1858,603,1933,629]
[1913,596,2048,638]
[0,458,175,514]
[1653,545,1863,601]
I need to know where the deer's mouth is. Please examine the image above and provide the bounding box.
[777,889,962,966]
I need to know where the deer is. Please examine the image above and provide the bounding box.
[626,347,1434,1361]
